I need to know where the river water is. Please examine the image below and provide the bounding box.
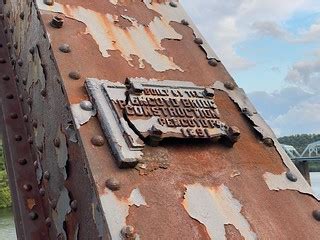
[0,172,320,239]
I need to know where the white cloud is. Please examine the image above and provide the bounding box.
[249,88,319,136]
[181,0,320,71]
[285,58,320,92]
[271,100,320,136]
[252,19,320,43]
[181,0,320,136]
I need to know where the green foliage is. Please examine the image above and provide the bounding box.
[278,134,320,154]
[0,143,12,208]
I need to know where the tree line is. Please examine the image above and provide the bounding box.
[278,134,320,155]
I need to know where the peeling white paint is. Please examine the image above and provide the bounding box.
[143,0,220,61]
[128,188,147,207]
[70,103,96,129]
[36,0,183,72]
[55,128,69,180]
[100,188,147,240]
[183,184,257,240]
[52,187,71,240]
[263,172,316,196]
[109,0,118,5]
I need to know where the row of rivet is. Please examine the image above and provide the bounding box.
[1,4,58,228]
[0,20,42,222]
[222,80,304,194]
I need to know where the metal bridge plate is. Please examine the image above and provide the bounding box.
[86,78,238,167]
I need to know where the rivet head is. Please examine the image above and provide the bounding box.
[149,125,163,137]
[208,58,218,67]
[29,211,38,220]
[169,1,177,8]
[204,88,215,98]
[18,158,27,165]
[19,12,24,20]
[14,135,22,141]
[2,75,10,81]
[39,188,46,196]
[59,43,71,53]
[23,115,28,122]
[286,171,297,182]
[242,107,253,117]
[228,126,241,142]
[22,78,27,85]
[6,94,14,99]
[17,59,23,66]
[0,58,6,63]
[44,171,50,180]
[313,210,320,221]
[263,138,274,147]
[80,100,93,111]
[40,89,47,97]
[91,135,105,147]
[70,200,78,211]
[105,178,120,191]
[44,0,54,6]
[121,225,136,239]
[54,138,60,148]
[45,217,52,227]
[68,71,81,80]
[29,47,35,55]
[7,42,11,49]
[23,184,32,192]
[50,15,64,28]
[32,121,38,128]
[194,38,203,45]
[10,113,18,119]
[13,42,18,49]
[181,19,189,26]
[224,82,236,90]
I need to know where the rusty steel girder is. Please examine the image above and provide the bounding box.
[0,0,320,239]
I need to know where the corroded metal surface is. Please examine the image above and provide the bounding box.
[0,15,49,239]
[1,0,320,239]
[0,0,110,239]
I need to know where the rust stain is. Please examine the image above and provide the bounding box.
[36,0,183,72]
[27,198,36,210]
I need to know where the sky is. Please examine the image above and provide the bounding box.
[181,0,320,136]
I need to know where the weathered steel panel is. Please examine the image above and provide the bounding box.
[0,0,110,239]
[1,0,320,239]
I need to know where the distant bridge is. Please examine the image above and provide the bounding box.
[282,141,320,162]
[282,141,320,183]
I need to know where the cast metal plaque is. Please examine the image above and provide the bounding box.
[85,78,239,168]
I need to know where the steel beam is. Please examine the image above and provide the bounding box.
[0,1,320,239]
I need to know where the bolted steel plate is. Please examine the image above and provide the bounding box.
[124,78,236,144]
[86,78,238,167]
